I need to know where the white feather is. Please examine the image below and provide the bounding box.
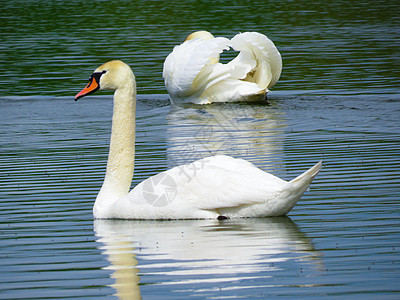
[100,155,322,220]
[163,31,282,104]
[163,37,231,103]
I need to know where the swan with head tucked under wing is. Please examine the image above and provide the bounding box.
[75,60,321,220]
[163,30,282,104]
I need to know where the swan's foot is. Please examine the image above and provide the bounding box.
[217,215,229,220]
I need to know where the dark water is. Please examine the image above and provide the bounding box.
[1,0,400,299]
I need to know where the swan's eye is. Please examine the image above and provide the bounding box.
[89,70,107,83]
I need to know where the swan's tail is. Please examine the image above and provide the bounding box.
[290,160,323,185]
[272,161,323,216]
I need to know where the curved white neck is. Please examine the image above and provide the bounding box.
[96,83,136,209]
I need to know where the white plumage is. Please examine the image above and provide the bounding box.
[108,155,322,219]
[163,31,282,104]
[75,60,321,220]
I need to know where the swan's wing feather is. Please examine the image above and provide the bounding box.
[200,78,265,102]
[167,155,287,210]
[163,39,207,94]
[191,62,235,97]
[163,37,230,97]
[226,51,257,80]
[230,32,282,88]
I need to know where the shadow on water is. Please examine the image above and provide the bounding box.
[94,217,322,299]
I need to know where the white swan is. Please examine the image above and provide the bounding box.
[75,60,321,220]
[163,30,282,104]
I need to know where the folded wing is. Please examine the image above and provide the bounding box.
[163,37,231,101]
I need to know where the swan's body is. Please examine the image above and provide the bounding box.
[163,31,282,104]
[75,60,321,220]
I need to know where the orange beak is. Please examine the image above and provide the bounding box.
[74,73,101,101]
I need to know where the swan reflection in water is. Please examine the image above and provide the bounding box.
[166,102,287,177]
[94,218,322,299]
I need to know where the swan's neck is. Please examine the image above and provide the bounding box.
[96,83,136,208]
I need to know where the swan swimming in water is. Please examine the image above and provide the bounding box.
[75,60,321,220]
[163,30,282,104]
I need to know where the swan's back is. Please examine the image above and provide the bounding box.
[97,155,321,220]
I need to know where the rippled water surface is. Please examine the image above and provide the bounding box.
[1,0,400,299]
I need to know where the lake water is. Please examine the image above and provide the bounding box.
[1,0,399,299]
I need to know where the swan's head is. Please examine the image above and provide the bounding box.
[75,60,135,101]
[184,30,214,41]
